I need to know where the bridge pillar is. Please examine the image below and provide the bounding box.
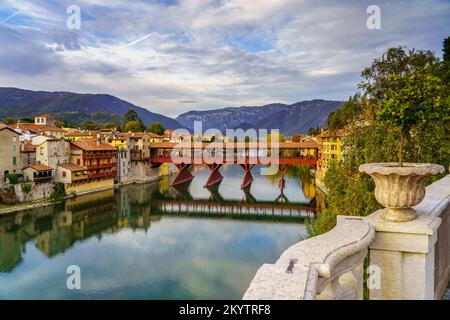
[204,164,223,188]
[279,165,287,190]
[172,163,194,187]
[240,164,255,189]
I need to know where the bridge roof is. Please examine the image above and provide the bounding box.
[149,141,319,149]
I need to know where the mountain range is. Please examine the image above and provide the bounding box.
[0,87,181,129]
[176,100,342,135]
[0,88,341,135]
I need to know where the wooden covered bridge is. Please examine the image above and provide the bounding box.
[148,141,320,189]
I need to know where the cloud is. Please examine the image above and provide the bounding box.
[0,0,448,117]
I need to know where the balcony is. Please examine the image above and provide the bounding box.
[88,171,117,180]
[85,163,116,170]
[33,176,52,183]
[82,153,116,159]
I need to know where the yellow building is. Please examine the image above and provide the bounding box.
[64,130,98,141]
[104,133,128,151]
[316,129,347,181]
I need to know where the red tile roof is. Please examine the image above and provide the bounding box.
[71,138,118,151]
[65,130,99,137]
[29,164,53,171]
[58,163,88,172]
[13,123,65,133]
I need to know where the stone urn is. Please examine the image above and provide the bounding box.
[359,163,444,222]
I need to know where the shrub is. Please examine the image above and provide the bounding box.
[51,182,67,201]
[21,183,32,194]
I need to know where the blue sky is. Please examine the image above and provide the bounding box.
[0,0,449,117]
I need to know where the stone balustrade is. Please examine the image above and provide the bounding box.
[243,216,375,300]
[243,174,450,300]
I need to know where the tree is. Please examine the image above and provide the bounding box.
[102,122,119,130]
[2,117,16,125]
[124,109,140,122]
[359,47,439,103]
[148,122,165,136]
[443,36,450,63]
[80,121,101,130]
[327,94,362,131]
[376,67,447,166]
[308,125,320,136]
[123,120,144,132]
[55,119,70,128]
[19,118,34,123]
[308,40,450,237]
[123,109,145,132]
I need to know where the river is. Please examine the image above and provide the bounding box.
[0,165,318,299]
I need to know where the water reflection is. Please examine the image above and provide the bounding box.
[0,165,315,299]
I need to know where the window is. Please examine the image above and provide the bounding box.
[63,171,66,177]
[40,147,44,155]
[12,145,16,152]
[77,159,80,165]
[12,157,16,166]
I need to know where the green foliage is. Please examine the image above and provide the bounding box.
[2,117,16,125]
[148,121,165,135]
[80,121,101,130]
[5,173,23,184]
[123,120,145,132]
[21,183,32,194]
[310,40,450,236]
[327,94,362,131]
[443,36,450,63]
[359,47,439,102]
[377,66,448,165]
[51,182,67,201]
[102,122,119,130]
[124,109,140,122]
[307,125,320,136]
[123,109,145,132]
[18,118,34,123]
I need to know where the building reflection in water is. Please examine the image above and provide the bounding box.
[0,165,318,273]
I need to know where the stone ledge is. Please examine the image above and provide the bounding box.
[367,209,442,236]
[415,174,450,218]
[243,216,374,300]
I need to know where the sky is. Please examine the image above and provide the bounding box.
[0,0,449,118]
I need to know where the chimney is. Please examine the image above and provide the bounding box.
[96,133,101,147]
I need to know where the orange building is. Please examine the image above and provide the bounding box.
[67,138,118,193]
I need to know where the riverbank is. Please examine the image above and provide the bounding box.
[0,198,62,217]
[0,173,175,217]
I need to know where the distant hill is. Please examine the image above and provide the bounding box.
[0,87,181,129]
[176,100,342,135]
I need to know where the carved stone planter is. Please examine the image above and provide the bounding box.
[359,163,444,222]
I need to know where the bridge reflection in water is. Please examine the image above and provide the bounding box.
[0,165,318,274]
[152,180,316,218]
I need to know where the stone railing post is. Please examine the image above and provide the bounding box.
[366,210,441,300]
[366,173,450,300]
